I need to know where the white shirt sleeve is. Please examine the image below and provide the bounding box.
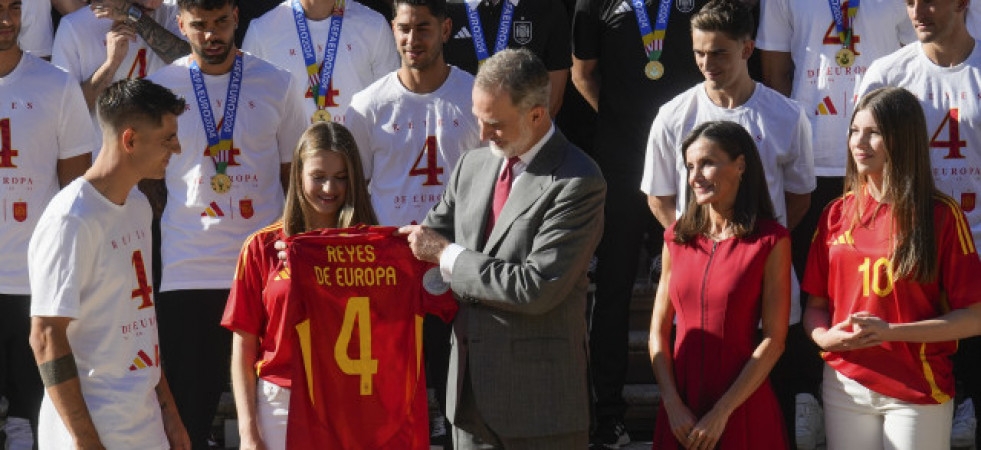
[639,111,679,197]
[370,17,400,79]
[346,91,376,178]
[438,243,466,283]
[18,0,53,57]
[277,77,308,164]
[756,0,792,52]
[51,20,85,82]
[57,82,99,159]
[242,19,264,58]
[28,215,92,318]
[782,105,817,194]
[854,59,889,110]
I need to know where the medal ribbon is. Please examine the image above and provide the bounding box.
[464,0,516,66]
[636,0,673,63]
[189,52,243,176]
[827,0,858,49]
[292,0,345,110]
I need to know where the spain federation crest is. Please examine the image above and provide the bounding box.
[240,198,254,219]
[677,0,695,13]
[513,21,532,45]
[13,201,26,222]
[962,192,976,212]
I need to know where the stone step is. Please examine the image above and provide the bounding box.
[623,383,660,442]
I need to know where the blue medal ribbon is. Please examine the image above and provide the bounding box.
[189,52,243,174]
[292,0,345,110]
[827,0,858,48]
[464,0,516,66]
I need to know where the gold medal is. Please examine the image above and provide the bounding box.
[835,48,855,68]
[312,110,331,122]
[210,173,232,194]
[645,60,664,80]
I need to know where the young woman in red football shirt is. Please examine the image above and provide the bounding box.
[649,120,791,450]
[802,87,981,450]
[221,122,377,450]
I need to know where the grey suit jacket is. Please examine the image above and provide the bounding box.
[423,130,606,438]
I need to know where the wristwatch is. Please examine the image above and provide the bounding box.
[127,4,143,23]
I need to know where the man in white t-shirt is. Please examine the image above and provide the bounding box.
[856,0,981,446]
[0,1,96,447]
[756,2,913,446]
[28,78,187,450]
[242,0,398,125]
[146,0,306,447]
[640,1,815,437]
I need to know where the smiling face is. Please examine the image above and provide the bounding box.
[178,4,238,67]
[906,0,967,44]
[0,0,21,52]
[301,150,348,228]
[849,109,889,186]
[692,28,753,93]
[392,4,450,71]
[686,137,745,209]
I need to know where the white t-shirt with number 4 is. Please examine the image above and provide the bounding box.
[149,54,307,292]
[346,67,480,226]
[757,0,913,176]
[29,179,166,450]
[857,41,981,251]
[0,54,97,294]
[243,0,399,124]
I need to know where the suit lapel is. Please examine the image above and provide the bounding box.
[483,132,566,252]
[464,154,499,252]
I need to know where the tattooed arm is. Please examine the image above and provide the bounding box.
[91,0,190,64]
[29,316,105,450]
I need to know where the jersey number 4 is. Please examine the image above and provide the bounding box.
[335,296,379,396]
[131,250,154,309]
[409,136,444,186]
[930,109,967,159]
[0,118,20,168]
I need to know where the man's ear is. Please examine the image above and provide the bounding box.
[121,128,138,154]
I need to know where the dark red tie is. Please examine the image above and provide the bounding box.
[486,157,520,236]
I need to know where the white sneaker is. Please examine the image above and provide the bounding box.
[795,393,825,450]
[952,398,977,448]
[3,417,34,450]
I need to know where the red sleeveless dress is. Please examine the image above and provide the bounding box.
[652,220,789,449]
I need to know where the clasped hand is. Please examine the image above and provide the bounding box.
[816,312,891,351]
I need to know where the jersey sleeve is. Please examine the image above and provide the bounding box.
[278,76,307,164]
[222,232,271,335]
[51,20,85,82]
[782,105,817,194]
[241,19,265,58]
[755,0,792,52]
[368,15,400,80]
[19,0,54,58]
[58,80,99,160]
[854,59,889,108]
[543,0,572,71]
[28,214,94,318]
[416,261,458,323]
[346,92,376,177]
[801,203,835,298]
[639,109,679,197]
[935,198,981,311]
[571,0,600,60]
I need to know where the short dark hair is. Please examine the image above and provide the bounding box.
[177,0,236,11]
[674,121,775,243]
[96,79,186,133]
[691,0,754,41]
[392,0,447,18]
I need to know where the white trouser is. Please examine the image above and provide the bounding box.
[256,379,290,450]
[822,364,952,450]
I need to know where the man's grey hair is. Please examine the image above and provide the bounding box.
[474,48,550,112]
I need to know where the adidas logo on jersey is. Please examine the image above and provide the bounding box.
[129,347,159,371]
[614,1,633,15]
[815,96,839,116]
[201,201,225,218]
[454,27,473,40]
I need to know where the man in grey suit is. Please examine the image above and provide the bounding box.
[401,48,605,449]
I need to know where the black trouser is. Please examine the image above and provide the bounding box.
[156,289,232,450]
[588,171,659,423]
[0,294,42,434]
[772,176,845,446]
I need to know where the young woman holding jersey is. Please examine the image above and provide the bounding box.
[221,122,377,450]
[802,87,981,450]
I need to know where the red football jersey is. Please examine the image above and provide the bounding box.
[802,192,981,403]
[285,226,458,450]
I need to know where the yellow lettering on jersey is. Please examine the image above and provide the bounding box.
[324,245,377,263]
[335,266,397,287]
[335,297,378,396]
[315,266,332,286]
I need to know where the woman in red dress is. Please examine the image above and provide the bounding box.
[650,121,791,449]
